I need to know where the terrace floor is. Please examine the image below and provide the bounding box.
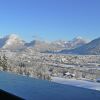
[0,71,100,100]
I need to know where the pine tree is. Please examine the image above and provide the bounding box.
[2,55,8,71]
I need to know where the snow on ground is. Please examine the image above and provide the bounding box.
[51,77,100,91]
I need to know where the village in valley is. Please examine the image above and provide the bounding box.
[0,49,100,83]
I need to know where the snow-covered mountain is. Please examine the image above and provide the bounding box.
[0,34,88,52]
[70,36,88,48]
[50,37,88,50]
[26,40,67,52]
[1,34,100,55]
[60,37,100,55]
[25,37,87,52]
[0,34,26,50]
[25,40,51,52]
[51,40,68,48]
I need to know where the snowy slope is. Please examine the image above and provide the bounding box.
[52,77,100,91]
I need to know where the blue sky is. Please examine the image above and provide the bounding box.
[0,0,100,42]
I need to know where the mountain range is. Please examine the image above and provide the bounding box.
[0,34,88,52]
[0,34,100,55]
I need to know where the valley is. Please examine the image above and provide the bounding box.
[0,49,100,82]
[0,34,100,84]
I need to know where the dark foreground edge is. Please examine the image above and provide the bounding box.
[0,89,24,100]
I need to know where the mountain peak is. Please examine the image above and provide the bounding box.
[72,36,89,44]
[0,34,25,49]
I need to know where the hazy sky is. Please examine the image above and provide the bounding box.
[0,0,100,41]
